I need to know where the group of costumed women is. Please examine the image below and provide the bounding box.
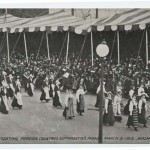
[95,80,148,131]
[0,71,23,114]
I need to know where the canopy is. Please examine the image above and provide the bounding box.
[91,9,150,31]
[0,10,105,35]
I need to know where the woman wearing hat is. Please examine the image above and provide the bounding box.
[0,82,9,114]
[113,89,122,122]
[63,87,75,119]
[103,92,115,126]
[11,76,23,109]
[126,93,138,131]
[138,93,148,128]
[40,77,50,102]
[53,81,62,107]
[76,85,87,116]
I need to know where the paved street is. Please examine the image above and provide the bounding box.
[0,90,150,144]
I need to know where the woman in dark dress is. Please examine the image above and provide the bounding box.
[103,92,115,126]
[0,82,9,114]
[27,74,34,96]
[76,85,87,116]
[138,93,148,128]
[53,81,62,107]
[126,93,138,131]
[11,77,23,109]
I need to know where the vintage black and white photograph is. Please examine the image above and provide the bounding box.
[0,8,150,144]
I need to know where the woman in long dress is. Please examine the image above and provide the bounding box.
[11,76,23,109]
[95,82,107,108]
[40,77,50,102]
[103,92,115,126]
[138,93,148,128]
[113,89,122,122]
[123,86,135,115]
[126,93,138,131]
[53,81,62,107]
[76,85,87,116]
[27,74,35,96]
[63,87,75,119]
[0,81,9,114]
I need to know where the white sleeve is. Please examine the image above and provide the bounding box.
[96,86,100,94]
[138,100,142,113]
[138,88,141,96]
[129,101,133,115]
[76,90,80,102]
[105,99,108,113]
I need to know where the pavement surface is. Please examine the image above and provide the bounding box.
[0,90,150,144]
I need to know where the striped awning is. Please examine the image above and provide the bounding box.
[0,10,99,34]
[92,9,150,31]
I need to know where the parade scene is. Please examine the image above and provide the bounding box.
[1,8,150,144]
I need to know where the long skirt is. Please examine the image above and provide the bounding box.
[138,108,147,125]
[123,99,130,115]
[7,85,14,98]
[53,92,62,107]
[103,105,115,126]
[11,93,23,109]
[63,100,74,118]
[77,95,85,113]
[40,88,50,102]
[127,108,138,128]
[0,96,9,114]
[27,83,34,96]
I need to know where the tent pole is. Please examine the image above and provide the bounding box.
[23,32,28,63]
[91,31,94,67]
[146,29,148,67]
[46,32,50,60]
[117,30,120,64]
[6,30,10,63]
[66,31,70,64]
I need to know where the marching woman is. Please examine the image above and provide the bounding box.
[49,79,55,100]
[138,93,148,128]
[0,81,9,114]
[27,73,35,96]
[63,86,75,119]
[40,77,50,102]
[7,74,15,100]
[123,86,135,115]
[53,81,62,107]
[95,81,107,107]
[126,93,138,131]
[11,76,23,109]
[113,89,123,122]
[76,85,87,116]
[103,92,115,126]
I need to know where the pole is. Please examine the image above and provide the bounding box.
[66,32,70,64]
[71,9,74,16]
[99,59,104,144]
[46,32,50,60]
[96,8,98,18]
[91,31,94,67]
[117,30,120,64]
[23,32,28,63]
[6,30,10,63]
[146,29,148,66]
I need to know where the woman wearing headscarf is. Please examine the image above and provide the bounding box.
[63,87,75,119]
[103,92,115,126]
[11,76,23,109]
[126,93,138,131]
[76,85,87,116]
[113,89,122,122]
[40,77,50,102]
[0,81,9,114]
[138,93,148,128]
